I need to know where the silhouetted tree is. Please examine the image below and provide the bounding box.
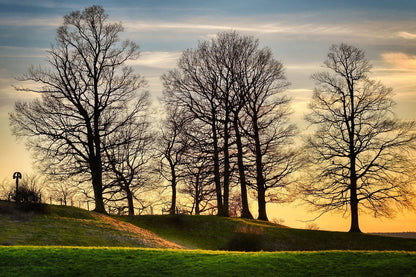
[9,6,145,213]
[301,43,416,232]
[157,105,189,215]
[234,37,297,221]
[162,34,232,216]
[163,31,297,220]
[46,181,78,206]
[103,92,153,215]
[179,124,217,215]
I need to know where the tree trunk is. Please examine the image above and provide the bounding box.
[195,197,200,215]
[349,171,361,232]
[222,112,231,217]
[170,182,177,215]
[126,187,135,216]
[169,164,177,215]
[195,173,201,215]
[257,186,268,221]
[91,166,106,213]
[211,113,224,216]
[349,199,360,233]
[234,116,253,219]
[253,115,268,221]
[348,80,361,233]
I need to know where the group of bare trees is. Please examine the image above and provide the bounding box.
[161,32,299,220]
[8,6,416,232]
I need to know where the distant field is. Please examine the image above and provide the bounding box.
[0,246,415,277]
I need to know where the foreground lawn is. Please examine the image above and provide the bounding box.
[0,246,415,277]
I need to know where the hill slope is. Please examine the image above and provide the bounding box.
[117,214,416,251]
[0,201,181,248]
[1,201,415,251]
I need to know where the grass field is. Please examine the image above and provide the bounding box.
[0,201,180,248]
[117,214,416,251]
[1,201,416,276]
[0,246,415,277]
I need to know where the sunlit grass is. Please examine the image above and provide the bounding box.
[0,246,415,277]
[0,201,179,248]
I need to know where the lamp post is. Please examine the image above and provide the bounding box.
[13,172,22,200]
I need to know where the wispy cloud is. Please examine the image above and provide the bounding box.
[126,51,181,69]
[381,52,416,71]
[0,46,49,58]
[0,74,38,108]
[123,19,352,36]
[122,17,416,44]
[397,31,416,40]
[0,16,60,27]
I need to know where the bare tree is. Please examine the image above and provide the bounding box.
[157,105,189,215]
[162,36,231,216]
[301,43,416,232]
[103,92,153,215]
[179,135,217,215]
[9,6,145,213]
[46,181,78,206]
[163,31,297,220]
[235,40,296,221]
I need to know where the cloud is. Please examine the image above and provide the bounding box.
[0,46,48,58]
[126,51,181,69]
[123,18,353,37]
[121,16,416,45]
[397,31,416,40]
[0,17,60,27]
[381,52,416,71]
[0,75,39,108]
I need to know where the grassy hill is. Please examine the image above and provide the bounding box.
[117,214,416,251]
[1,201,416,276]
[0,200,180,248]
[1,200,415,251]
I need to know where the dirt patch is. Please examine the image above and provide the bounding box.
[91,213,184,249]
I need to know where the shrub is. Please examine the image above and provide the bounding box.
[225,232,265,252]
[10,185,46,213]
[12,185,42,204]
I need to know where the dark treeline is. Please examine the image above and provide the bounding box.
[8,6,416,232]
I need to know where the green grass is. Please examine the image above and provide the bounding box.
[2,200,416,251]
[0,246,415,277]
[1,202,416,276]
[0,201,179,248]
[117,214,416,251]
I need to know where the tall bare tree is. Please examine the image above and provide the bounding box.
[162,37,230,216]
[234,39,296,221]
[103,92,153,215]
[163,31,297,219]
[302,43,416,232]
[157,105,190,215]
[179,150,217,215]
[9,6,145,213]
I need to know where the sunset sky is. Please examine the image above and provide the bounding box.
[0,0,415,232]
